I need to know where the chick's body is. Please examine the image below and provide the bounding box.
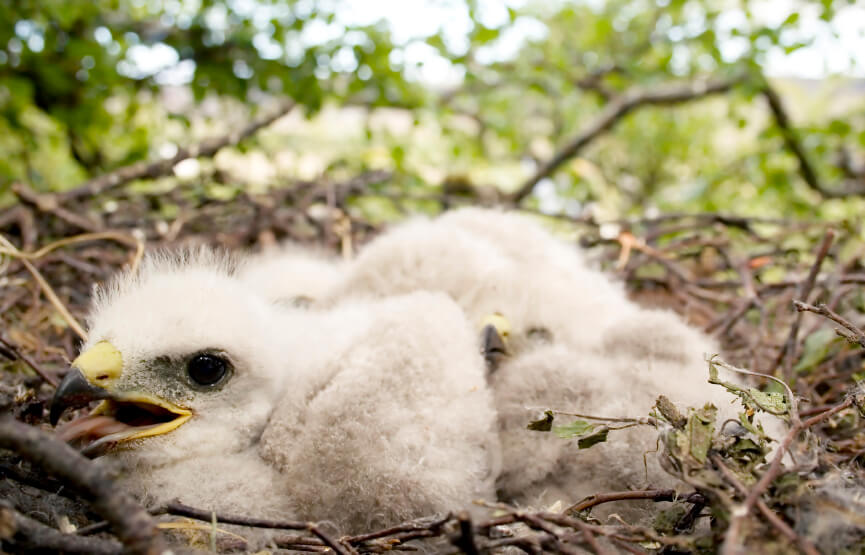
[65,249,498,533]
[329,208,736,508]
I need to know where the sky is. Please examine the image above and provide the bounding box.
[104,0,865,86]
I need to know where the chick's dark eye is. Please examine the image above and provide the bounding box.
[187,354,228,386]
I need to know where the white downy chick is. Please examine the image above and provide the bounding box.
[328,208,748,511]
[51,248,499,533]
[326,208,632,353]
[237,242,343,307]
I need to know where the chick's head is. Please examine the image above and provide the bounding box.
[51,249,288,466]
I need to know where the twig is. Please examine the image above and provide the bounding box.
[12,183,104,233]
[510,75,744,203]
[565,489,677,514]
[58,100,295,202]
[515,513,586,555]
[793,300,865,349]
[0,333,59,387]
[452,511,479,555]
[775,229,835,381]
[710,454,819,555]
[0,418,162,554]
[0,231,145,273]
[307,523,358,555]
[721,397,855,555]
[345,514,451,544]
[0,235,88,340]
[160,500,307,530]
[763,82,865,198]
[0,503,122,554]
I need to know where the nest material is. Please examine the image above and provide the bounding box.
[1,181,864,553]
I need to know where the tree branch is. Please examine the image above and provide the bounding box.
[721,397,857,555]
[509,75,744,203]
[57,100,296,202]
[0,503,122,554]
[0,418,162,555]
[763,82,865,198]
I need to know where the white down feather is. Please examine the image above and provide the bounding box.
[328,208,749,510]
[78,248,499,533]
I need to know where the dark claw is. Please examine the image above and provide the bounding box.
[481,324,508,374]
[50,368,110,426]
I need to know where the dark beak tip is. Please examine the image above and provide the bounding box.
[49,405,64,427]
[49,368,109,427]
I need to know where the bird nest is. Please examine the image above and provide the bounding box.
[1,179,864,554]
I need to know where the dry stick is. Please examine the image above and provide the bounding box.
[0,503,123,554]
[0,231,145,272]
[0,235,88,340]
[58,100,296,202]
[793,300,865,348]
[763,82,865,198]
[307,523,358,555]
[11,183,104,233]
[0,333,59,387]
[721,397,855,555]
[565,489,677,514]
[163,501,360,554]
[345,514,451,544]
[774,228,835,382]
[0,418,162,555]
[510,75,743,203]
[453,511,479,555]
[515,513,586,555]
[710,454,819,555]
[161,500,307,531]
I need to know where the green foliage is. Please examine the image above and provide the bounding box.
[0,0,862,219]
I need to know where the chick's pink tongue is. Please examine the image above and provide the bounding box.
[56,415,133,443]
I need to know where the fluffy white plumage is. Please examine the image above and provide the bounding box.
[327,208,738,508]
[56,207,757,534]
[237,242,343,306]
[69,249,499,532]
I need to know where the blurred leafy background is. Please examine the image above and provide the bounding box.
[1,0,864,222]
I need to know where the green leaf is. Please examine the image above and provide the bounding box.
[553,419,595,438]
[687,404,717,464]
[527,410,554,431]
[794,328,840,373]
[577,427,609,449]
[747,388,788,414]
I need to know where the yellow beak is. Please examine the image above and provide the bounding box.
[51,341,192,450]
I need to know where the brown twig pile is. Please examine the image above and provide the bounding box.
[1,116,865,553]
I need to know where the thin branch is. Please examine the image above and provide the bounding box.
[159,500,307,531]
[0,503,122,554]
[0,333,59,387]
[721,397,855,555]
[710,454,819,555]
[0,418,162,555]
[775,228,835,381]
[12,183,104,233]
[793,300,865,348]
[307,523,358,555]
[452,511,479,555]
[565,489,677,514]
[57,99,296,202]
[510,75,744,203]
[0,234,88,340]
[763,83,865,198]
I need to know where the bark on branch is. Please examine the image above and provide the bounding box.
[509,75,744,203]
[57,99,296,203]
[763,82,865,198]
[0,418,162,555]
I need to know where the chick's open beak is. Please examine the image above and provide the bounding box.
[50,341,191,455]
